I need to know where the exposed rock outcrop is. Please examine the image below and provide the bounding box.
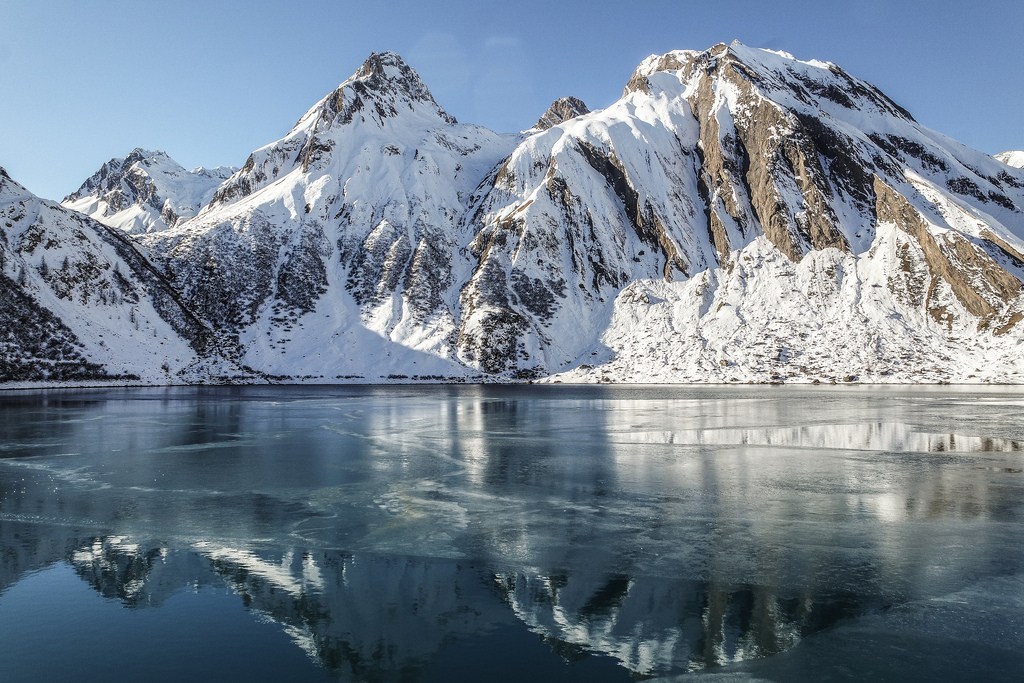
[531,96,590,131]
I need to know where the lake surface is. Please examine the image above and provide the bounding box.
[0,385,1022,681]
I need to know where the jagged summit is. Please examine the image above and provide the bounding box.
[292,50,457,133]
[64,148,162,203]
[352,51,441,105]
[0,166,37,201]
[62,149,234,234]
[191,164,236,177]
[623,49,700,95]
[622,43,913,122]
[355,50,408,75]
[531,96,590,131]
[206,51,481,208]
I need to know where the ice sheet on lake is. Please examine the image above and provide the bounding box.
[0,386,1022,679]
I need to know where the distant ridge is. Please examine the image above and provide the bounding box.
[63,149,235,234]
[996,150,1024,168]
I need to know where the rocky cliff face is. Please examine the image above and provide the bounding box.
[25,44,1024,384]
[530,96,590,131]
[63,149,234,234]
[1,168,228,383]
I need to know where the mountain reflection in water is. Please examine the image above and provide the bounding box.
[5,529,883,677]
[0,385,1022,680]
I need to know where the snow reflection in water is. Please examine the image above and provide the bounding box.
[0,385,1022,680]
[619,422,1023,452]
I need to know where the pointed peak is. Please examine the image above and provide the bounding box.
[532,96,590,131]
[191,165,237,179]
[127,147,164,158]
[623,43,801,92]
[63,149,186,204]
[346,51,433,102]
[302,52,456,130]
[120,148,169,167]
[0,166,17,196]
[354,51,410,78]
[620,43,914,122]
[0,166,33,201]
[84,149,174,180]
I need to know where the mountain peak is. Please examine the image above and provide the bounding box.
[623,49,699,95]
[353,51,411,79]
[126,148,165,161]
[621,43,914,122]
[532,96,590,131]
[297,51,456,132]
[0,165,28,200]
[64,149,173,202]
[346,51,448,116]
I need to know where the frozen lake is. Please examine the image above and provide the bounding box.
[0,385,1022,681]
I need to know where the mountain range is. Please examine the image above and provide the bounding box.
[3,42,1023,385]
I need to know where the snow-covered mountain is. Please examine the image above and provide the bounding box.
[16,43,1024,384]
[63,149,235,234]
[138,52,519,379]
[0,167,232,383]
[458,43,1024,381]
[997,150,1024,169]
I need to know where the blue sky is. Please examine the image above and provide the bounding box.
[1,0,1022,201]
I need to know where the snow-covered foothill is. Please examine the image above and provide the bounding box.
[1,167,233,384]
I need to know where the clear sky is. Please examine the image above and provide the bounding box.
[1,0,1022,201]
